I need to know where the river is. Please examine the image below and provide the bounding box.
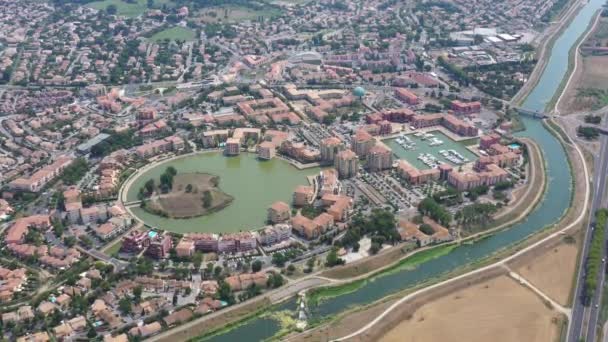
[200,0,605,339]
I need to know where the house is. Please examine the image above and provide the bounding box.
[163,308,193,327]
[129,322,162,338]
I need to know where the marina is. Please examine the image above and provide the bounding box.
[385,130,477,169]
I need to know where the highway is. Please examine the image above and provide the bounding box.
[569,114,608,342]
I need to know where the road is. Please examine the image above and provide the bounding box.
[568,113,608,342]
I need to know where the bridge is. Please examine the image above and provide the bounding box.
[512,106,548,119]
[123,200,142,207]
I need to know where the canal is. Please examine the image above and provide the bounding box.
[199,0,605,339]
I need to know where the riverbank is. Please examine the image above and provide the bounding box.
[555,15,606,114]
[549,10,602,113]
[511,0,586,107]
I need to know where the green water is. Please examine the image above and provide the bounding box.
[196,0,605,338]
[384,131,477,169]
[126,152,320,233]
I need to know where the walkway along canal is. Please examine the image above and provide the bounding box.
[196,0,606,339]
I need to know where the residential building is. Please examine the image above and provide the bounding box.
[366,145,393,172]
[267,201,291,223]
[334,149,358,178]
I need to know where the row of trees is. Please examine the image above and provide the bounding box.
[455,203,498,227]
[584,209,608,302]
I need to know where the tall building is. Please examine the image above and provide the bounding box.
[351,129,375,157]
[268,201,291,223]
[320,137,343,162]
[366,145,393,172]
[224,138,240,156]
[257,141,276,160]
[334,149,359,178]
[146,235,172,259]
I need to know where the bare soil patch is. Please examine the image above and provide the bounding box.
[145,173,233,218]
[379,276,562,342]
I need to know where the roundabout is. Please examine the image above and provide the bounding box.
[121,151,320,233]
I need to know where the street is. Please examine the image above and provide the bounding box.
[568,113,608,342]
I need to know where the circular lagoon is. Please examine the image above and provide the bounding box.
[124,152,320,233]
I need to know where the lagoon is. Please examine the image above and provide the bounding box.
[125,152,320,233]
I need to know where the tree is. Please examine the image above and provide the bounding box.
[133,286,143,303]
[272,252,286,267]
[118,297,132,315]
[52,219,65,238]
[193,252,203,270]
[106,4,117,15]
[87,321,97,338]
[166,166,177,177]
[419,223,434,235]
[205,262,214,278]
[213,265,223,279]
[305,256,316,273]
[172,290,179,306]
[144,179,155,195]
[218,280,235,304]
[325,248,344,267]
[251,259,263,272]
[202,190,213,208]
[267,273,284,288]
[56,192,66,211]
[418,197,452,226]
[369,242,381,255]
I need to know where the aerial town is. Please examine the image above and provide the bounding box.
[0,0,607,341]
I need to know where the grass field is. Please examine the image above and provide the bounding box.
[87,0,172,17]
[195,5,282,24]
[149,27,196,42]
[104,239,123,256]
[379,276,562,342]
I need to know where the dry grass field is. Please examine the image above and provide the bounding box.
[514,235,579,306]
[379,276,563,342]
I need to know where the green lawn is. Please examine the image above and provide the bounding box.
[149,26,196,42]
[88,0,172,17]
[196,5,282,24]
[103,239,123,256]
